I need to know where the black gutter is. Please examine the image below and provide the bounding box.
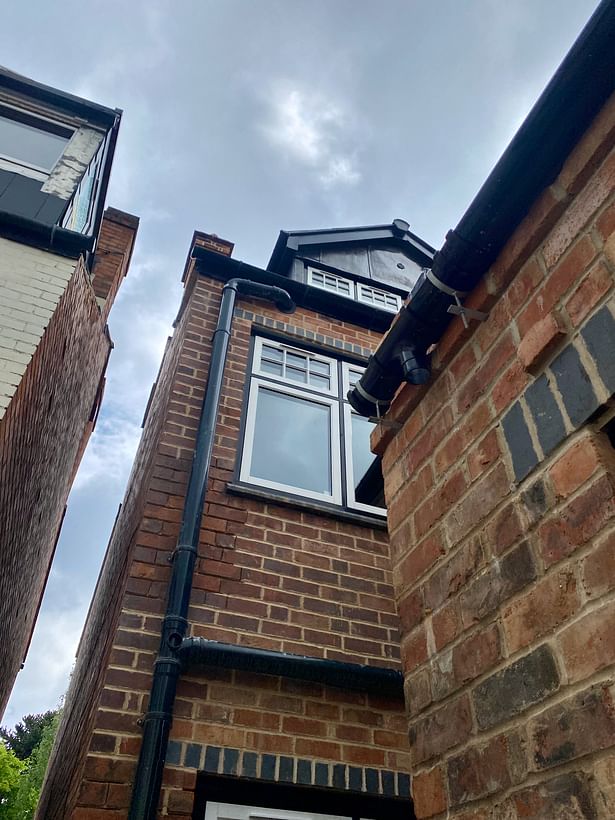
[178,638,404,698]
[191,246,395,333]
[348,0,615,417]
[128,278,295,820]
[0,210,95,258]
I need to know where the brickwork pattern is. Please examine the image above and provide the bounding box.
[376,93,615,818]
[41,270,410,818]
[91,208,139,322]
[0,258,110,716]
[0,237,76,417]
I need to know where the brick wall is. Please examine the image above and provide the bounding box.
[0,237,76,418]
[91,207,139,322]
[0,257,111,717]
[375,93,615,818]
[43,269,411,818]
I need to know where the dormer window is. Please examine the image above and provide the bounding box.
[307,266,403,314]
[0,104,72,181]
[306,268,353,299]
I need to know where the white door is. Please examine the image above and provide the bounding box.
[204,803,355,820]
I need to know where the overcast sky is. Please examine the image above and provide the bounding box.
[1,0,601,727]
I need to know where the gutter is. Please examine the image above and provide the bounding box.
[0,210,95,257]
[348,0,615,417]
[178,638,404,698]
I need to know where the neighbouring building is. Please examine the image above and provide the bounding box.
[40,1,615,819]
[0,68,139,717]
[38,222,433,820]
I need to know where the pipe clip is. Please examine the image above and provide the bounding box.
[425,268,487,328]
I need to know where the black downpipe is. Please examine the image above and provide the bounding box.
[178,638,404,698]
[348,0,615,418]
[128,278,294,820]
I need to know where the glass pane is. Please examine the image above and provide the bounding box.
[347,369,363,388]
[286,366,308,383]
[251,388,332,494]
[262,344,283,363]
[261,359,283,377]
[287,352,307,369]
[310,359,330,376]
[309,373,330,390]
[351,414,385,508]
[0,114,68,170]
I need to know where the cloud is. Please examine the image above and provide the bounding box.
[260,85,362,188]
[73,415,142,491]
[3,605,86,725]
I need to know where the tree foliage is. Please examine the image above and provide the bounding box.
[0,714,56,762]
[0,712,59,820]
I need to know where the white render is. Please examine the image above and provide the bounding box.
[0,236,76,418]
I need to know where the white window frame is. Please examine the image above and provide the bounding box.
[0,102,74,181]
[205,803,356,820]
[307,267,354,300]
[240,339,386,517]
[307,267,403,315]
[341,363,385,516]
[239,377,342,505]
[356,283,402,313]
[253,336,338,397]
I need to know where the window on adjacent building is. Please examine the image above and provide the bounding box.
[307,267,402,314]
[239,337,385,516]
[0,104,72,179]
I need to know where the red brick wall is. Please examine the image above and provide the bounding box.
[0,257,112,717]
[91,208,139,322]
[376,93,615,818]
[43,271,411,818]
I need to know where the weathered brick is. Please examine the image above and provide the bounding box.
[582,529,615,598]
[452,623,501,686]
[447,735,511,806]
[409,695,473,765]
[518,313,566,371]
[559,600,615,683]
[530,683,615,769]
[502,567,580,653]
[539,474,615,567]
[473,644,560,730]
[412,765,446,818]
[512,770,597,819]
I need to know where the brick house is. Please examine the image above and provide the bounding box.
[40,1,615,818]
[0,68,138,717]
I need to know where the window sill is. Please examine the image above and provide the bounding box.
[226,481,388,530]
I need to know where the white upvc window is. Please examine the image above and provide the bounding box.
[307,267,402,314]
[0,103,73,181]
[240,338,385,517]
[205,803,361,820]
[356,283,402,313]
[307,267,353,299]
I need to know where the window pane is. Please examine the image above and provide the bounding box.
[286,352,307,369]
[310,360,330,376]
[0,114,68,170]
[350,414,385,507]
[286,366,308,383]
[262,344,283,362]
[309,373,330,390]
[251,388,332,494]
[261,359,283,377]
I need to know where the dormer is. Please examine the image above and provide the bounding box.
[0,67,121,259]
[267,219,435,314]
